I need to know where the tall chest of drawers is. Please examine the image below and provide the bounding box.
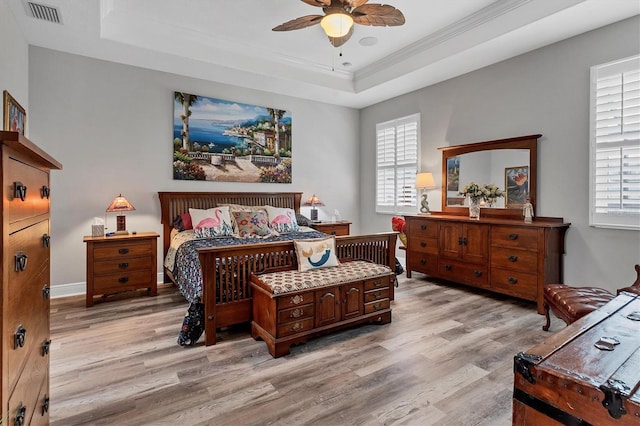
[1,131,62,425]
[405,214,570,313]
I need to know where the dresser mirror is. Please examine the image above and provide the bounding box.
[439,134,540,219]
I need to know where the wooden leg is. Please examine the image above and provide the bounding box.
[542,303,551,331]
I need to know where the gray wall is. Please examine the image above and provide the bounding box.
[0,0,29,117]
[27,47,360,295]
[359,16,640,293]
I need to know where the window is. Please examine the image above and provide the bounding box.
[376,113,420,214]
[590,55,640,230]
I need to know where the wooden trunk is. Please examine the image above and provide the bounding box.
[513,292,640,425]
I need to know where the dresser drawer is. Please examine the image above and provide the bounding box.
[277,317,314,338]
[92,270,155,293]
[406,218,438,239]
[408,237,438,254]
[364,275,392,291]
[407,252,438,275]
[277,291,314,310]
[8,220,50,288]
[364,288,389,303]
[490,246,537,272]
[8,346,48,426]
[277,304,314,324]
[33,374,50,426]
[92,256,154,275]
[438,260,488,288]
[93,240,153,260]
[491,267,537,301]
[6,157,50,226]
[364,298,390,314]
[491,226,538,250]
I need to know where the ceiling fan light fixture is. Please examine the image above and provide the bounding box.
[320,11,353,38]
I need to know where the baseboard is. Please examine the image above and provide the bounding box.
[51,273,165,299]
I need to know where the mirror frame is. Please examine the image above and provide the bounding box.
[439,134,541,219]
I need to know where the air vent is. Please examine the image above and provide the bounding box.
[23,1,62,24]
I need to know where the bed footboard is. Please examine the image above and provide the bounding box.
[197,232,397,346]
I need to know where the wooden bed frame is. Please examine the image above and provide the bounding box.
[158,191,397,346]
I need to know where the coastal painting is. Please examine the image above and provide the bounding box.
[173,92,292,182]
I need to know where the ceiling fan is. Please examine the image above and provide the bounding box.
[272,0,405,48]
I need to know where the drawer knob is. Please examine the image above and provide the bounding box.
[290,294,304,305]
[373,302,382,309]
[373,279,383,287]
[508,277,518,284]
[474,270,482,277]
[420,224,427,230]
[509,233,519,240]
[444,264,452,271]
[14,181,27,201]
[43,285,50,300]
[291,322,302,332]
[289,308,303,318]
[42,339,51,356]
[374,291,382,299]
[14,252,28,272]
[118,248,130,255]
[508,255,518,262]
[41,185,51,199]
[118,262,129,269]
[420,241,427,248]
[14,325,27,349]
[42,396,50,415]
[420,259,427,265]
[331,231,337,235]
[42,234,51,248]
[118,277,129,284]
[14,403,26,426]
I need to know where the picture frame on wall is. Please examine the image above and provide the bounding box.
[505,166,529,208]
[3,90,26,135]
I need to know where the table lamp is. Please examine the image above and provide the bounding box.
[106,194,135,235]
[303,194,325,221]
[415,172,436,214]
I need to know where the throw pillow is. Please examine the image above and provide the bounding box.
[173,212,194,232]
[265,205,299,233]
[294,237,340,272]
[189,206,234,238]
[232,210,275,238]
[295,212,311,227]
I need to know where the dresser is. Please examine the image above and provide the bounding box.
[84,232,159,307]
[405,214,570,313]
[1,131,62,426]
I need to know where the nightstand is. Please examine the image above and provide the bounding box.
[83,232,159,307]
[309,221,351,236]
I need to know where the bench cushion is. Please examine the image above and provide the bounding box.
[254,260,393,295]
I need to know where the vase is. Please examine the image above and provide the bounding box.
[469,198,481,220]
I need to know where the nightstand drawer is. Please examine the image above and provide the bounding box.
[93,270,155,292]
[92,256,154,275]
[93,241,153,260]
[310,222,351,236]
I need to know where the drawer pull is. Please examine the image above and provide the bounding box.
[15,403,26,426]
[444,264,452,271]
[420,241,427,248]
[509,233,519,240]
[373,302,382,310]
[43,234,51,248]
[508,255,518,262]
[291,322,302,332]
[508,277,518,284]
[118,262,129,269]
[473,270,482,277]
[290,294,304,305]
[420,224,427,230]
[289,308,303,318]
[458,237,468,246]
[41,185,51,199]
[118,277,129,284]
[374,291,382,299]
[42,396,50,415]
[118,248,130,255]
[330,231,337,235]
[42,339,51,356]
[14,325,27,349]
[420,259,426,265]
[14,252,28,272]
[43,285,50,300]
[372,279,383,288]
[14,181,27,201]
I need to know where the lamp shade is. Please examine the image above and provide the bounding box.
[303,194,325,207]
[320,11,354,38]
[415,172,436,190]
[106,194,135,212]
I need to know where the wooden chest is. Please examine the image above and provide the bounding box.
[513,292,640,425]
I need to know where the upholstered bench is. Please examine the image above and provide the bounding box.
[250,260,395,358]
[542,284,614,331]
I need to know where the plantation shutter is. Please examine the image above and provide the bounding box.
[376,114,420,214]
[590,55,640,229]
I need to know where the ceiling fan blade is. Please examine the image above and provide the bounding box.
[340,0,369,7]
[273,15,324,31]
[328,25,354,47]
[300,0,331,7]
[352,4,405,27]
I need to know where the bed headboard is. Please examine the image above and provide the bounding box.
[158,191,303,261]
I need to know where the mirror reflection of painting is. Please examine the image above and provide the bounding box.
[505,166,529,207]
[173,92,292,183]
[447,157,460,191]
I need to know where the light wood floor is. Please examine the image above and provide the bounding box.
[50,275,563,426]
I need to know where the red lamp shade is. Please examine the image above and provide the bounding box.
[106,194,135,234]
[303,194,325,221]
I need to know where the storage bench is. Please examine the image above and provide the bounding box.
[250,260,395,358]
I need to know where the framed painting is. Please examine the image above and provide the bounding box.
[446,156,460,191]
[3,90,26,135]
[505,166,529,208]
[173,92,292,183]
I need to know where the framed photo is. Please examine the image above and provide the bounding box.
[505,166,529,208]
[3,90,26,135]
[446,156,460,191]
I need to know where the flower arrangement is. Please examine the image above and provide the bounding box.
[459,181,504,204]
[484,183,504,205]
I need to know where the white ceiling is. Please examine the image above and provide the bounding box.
[7,0,640,108]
